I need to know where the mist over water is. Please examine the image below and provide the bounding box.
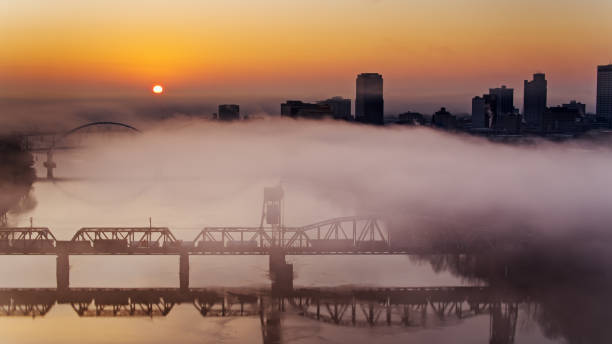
[43,117,612,234]
[2,116,612,343]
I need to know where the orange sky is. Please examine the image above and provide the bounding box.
[1,0,612,110]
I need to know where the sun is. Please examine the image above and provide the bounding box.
[152,84,163,94]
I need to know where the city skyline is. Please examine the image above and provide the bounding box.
[2,65,610,116]
[2,0,612,112]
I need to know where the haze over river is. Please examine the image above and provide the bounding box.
[1,129,608,343]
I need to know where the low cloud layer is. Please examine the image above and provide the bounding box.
[58,118,612,242]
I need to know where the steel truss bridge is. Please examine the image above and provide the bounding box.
[0,216,482,292]
[0,216,396,255]
[0,286,521,344]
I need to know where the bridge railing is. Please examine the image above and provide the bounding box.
[0,228,56,252]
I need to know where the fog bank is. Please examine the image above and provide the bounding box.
[55,118,612,241]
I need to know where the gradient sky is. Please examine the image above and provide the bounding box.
[1,0,612,112]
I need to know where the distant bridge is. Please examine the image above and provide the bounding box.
[23,121,140,153]
[20,121,140,179]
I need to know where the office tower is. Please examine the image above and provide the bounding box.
[280,100,334,119]
[597,64,612,121]
[489,85,514,115]
[472,94,497,129]
[218,104,240,121]
[317,96,352,120]
[355,73,384,124]
[524,73,547,126]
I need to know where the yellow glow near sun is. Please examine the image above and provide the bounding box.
[152,84,163,94]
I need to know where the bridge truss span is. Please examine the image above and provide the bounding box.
[0,227,56,253]
[0,216,395,255]
[68,227,178,253]
[192,216,392,254]
[285,216,389,252]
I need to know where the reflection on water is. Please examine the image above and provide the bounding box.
[415,251,612,344]
[0,285,576,344]
[2,280,608,343]
[1,251,608,343]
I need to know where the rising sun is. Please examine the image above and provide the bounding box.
[152,84,163,94]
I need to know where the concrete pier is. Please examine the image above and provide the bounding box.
[179,253,190,290]
[56,253,70,290]
[269,248,293,294]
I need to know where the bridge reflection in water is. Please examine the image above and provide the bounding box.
[0,286,520,344]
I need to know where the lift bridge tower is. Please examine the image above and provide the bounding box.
[260,185,284,245]
[260,185,293,293]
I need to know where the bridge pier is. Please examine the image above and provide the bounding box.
[179,253,189,290]
[43,151,56,180]
[56,253,70,290]
[269,249,293,294]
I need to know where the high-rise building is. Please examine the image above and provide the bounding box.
[317,96,352,120]
[218,104,240,121]
[597,64,612,121]
[524,73,547,126]
[472,94,497,129]
[355,73,384,124]
[489,86,514,116]
[280,100,334,119]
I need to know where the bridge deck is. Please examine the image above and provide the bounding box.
[0,248,428,256]
[0,247,438,255]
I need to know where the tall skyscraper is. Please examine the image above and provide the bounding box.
[597,64,612,121]
[489,85,514,115]
[524,73,547,126]
[355,73,384,124]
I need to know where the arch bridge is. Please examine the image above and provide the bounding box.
[30,121,140,179]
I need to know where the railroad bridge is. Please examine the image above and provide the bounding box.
[0,215,391,292]
[0,185,487,292]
